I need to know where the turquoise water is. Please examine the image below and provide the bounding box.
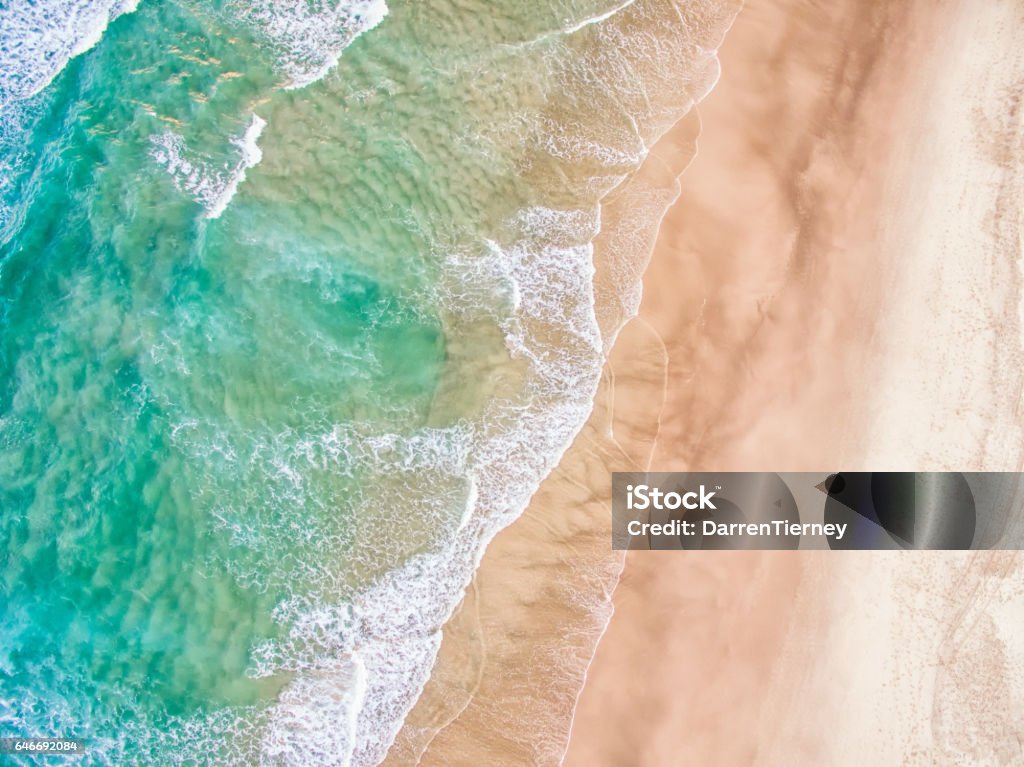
[0,0,735,764]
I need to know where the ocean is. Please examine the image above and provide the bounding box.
[0,0,734,764]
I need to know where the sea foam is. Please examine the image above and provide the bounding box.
[150,114,267,219]
[0,0,140,112]
[232,0,389,90]
[0,0,140,237]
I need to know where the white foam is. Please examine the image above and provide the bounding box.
[261,655,367,767]
[0,93,45,242]
[218,113,268,216]
[0,0,140,112]
[233,0,389,90]
[150,113,267,219]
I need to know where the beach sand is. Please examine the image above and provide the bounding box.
[565,1,1024,765]
[385,0,1024,764]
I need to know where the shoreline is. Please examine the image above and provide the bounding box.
[382,0,1024,763]
[381,100,723,767]
[379,15,741,763]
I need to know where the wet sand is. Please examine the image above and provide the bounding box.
[385,0,1024,764]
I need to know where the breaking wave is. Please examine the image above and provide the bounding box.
[150,114,267,219]
[0,0,140,112]
[232,0,389,90]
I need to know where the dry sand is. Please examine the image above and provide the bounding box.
[385,0,1024,764]
[566,0,1024,765]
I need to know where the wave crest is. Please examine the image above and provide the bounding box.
[232,0,389,90]
[150,114,267,218]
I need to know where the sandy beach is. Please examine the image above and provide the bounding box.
[386,0,1024,764]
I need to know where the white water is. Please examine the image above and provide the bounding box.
[150,114,267,219]
[0,0,140,112]
[231,0,389,90]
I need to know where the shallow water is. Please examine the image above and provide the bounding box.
[0,0,734,764]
